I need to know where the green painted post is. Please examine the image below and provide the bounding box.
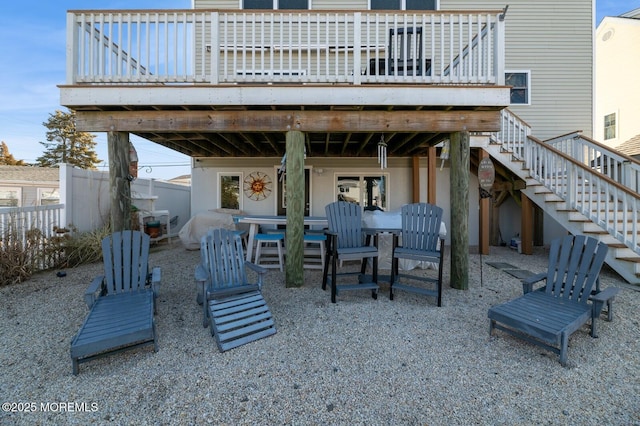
[108,131,131,232]
[449,131,469,290]
[285,131,305,287]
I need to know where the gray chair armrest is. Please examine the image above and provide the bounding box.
[150,266,161,297]
[245,261,268,290]
[590,286,620,302]
[590,287,620,322]
[522,272,547,294]
[194,263,209,283]
[84,275,105,308]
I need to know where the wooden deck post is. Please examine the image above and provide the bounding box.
[450,131,469,290]
[412,155,420,203]
[521,192,534,255]
[285,130,305,288]
[108,131,131,232]
[427,146,437,205]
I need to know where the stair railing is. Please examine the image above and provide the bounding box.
[524,135,639,255]
[544,132,640,193]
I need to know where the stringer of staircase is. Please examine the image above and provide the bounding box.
[485,113,640,285]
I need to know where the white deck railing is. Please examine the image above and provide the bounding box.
[545,132,640,193]
[0,204,65,271]
[67,9,505,86]
[492,110,640,255]
[495,108,531,158]
[524,138,640,255]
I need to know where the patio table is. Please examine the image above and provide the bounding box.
[237,215,328,262]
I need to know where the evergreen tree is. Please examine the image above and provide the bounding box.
[0,141,26,165]
[36,110,100,169]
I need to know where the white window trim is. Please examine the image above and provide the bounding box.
[37,187,60,206]
[604,112,617,141]
[218,172,244,211]
[0,186,21,207]
[369,0,439,10]
[240,0,312,10]
[505,69,531,106]
[334,173,390,210]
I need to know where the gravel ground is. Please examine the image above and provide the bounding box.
[1,241,639,425]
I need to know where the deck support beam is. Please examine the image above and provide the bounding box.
[427,146,437,205]
[521,192,534,255]
[450,131,469,290]
[108,131,131,232]
[412,155,420,203]
[285,131,305,288]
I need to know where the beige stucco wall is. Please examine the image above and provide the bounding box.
[191,156,484,245]
[595,16,640,147]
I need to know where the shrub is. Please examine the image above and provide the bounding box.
[61,226,111,268]
[0,223,40,286]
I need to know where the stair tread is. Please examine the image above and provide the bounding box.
[617,257,640,263]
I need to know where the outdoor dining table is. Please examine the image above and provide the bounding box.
[236,215,328,262]
[236,211,446,268]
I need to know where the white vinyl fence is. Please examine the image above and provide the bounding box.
[1,164,190,273]
[0,203,65,271]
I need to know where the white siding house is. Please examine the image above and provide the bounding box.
[0,166,60,207]
[595,10,640,148]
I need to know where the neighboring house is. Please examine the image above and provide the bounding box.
[168,174,192,186]
[0,165,60,207]
[614,134,640,161]
[61,1,640,284]
[595,9,640,147]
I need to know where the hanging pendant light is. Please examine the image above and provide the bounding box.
[377,134,388,170]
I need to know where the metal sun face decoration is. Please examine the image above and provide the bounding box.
[243,171,273,201]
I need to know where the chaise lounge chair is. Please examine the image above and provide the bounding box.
[195,228,276,351]
[488,234,609,366]
[70,230,160,375]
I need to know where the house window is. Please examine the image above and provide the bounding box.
[278,0,308,9]
[219,173,242,210]
[243,0,309,9]
[336,175,388,211]
[604,113,616,140]
[505,71,530,105]
[371,0,436,9]
[38,188,60,206]
[405,0,436,9]
[0,187,20,207]
[371,0,400,9]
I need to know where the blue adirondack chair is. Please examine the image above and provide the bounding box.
[389,202,445,306]
[70,230,161,375]
[322,201,379,303]
[195,228,276,351]
[488,235,609,366]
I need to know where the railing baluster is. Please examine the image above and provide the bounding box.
[70,11,508,86]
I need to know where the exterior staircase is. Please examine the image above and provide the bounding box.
[484,110,640,285]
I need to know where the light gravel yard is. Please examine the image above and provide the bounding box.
[1,241,638,425]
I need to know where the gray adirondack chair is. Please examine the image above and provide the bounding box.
[195,228,276,351]
[322,201,379,303]
[70,230,161,375]
[389,202,445,306]
[488,235,609,366]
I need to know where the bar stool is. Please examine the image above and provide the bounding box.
[303,232,326,269]
[254,232,285,272]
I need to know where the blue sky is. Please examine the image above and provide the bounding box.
[0,0,638,180]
